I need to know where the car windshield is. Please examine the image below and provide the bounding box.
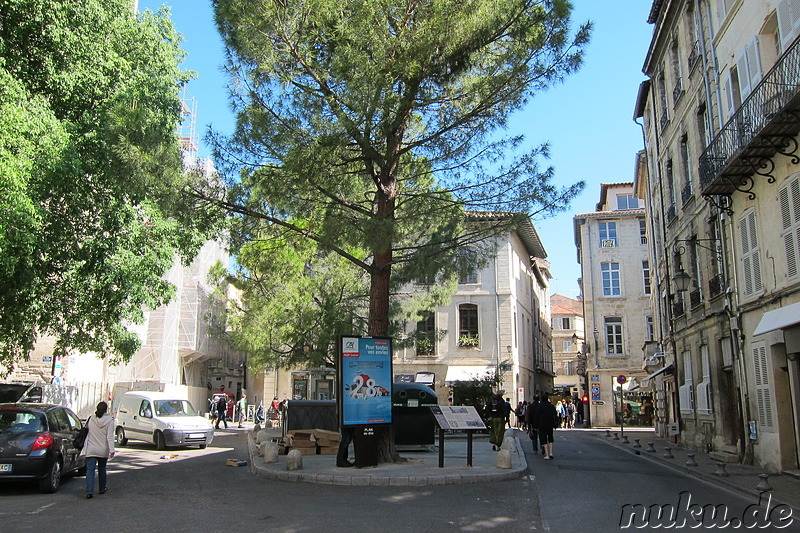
[0,409,46,433]
[153,400,198,417]
[0,384,29,403]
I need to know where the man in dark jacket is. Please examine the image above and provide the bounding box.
[215,395,228,429]
[525,394,541,453]
[537,393,558,459]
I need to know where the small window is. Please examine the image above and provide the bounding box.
[599,222,617,247]
[458,249,478,284]
[562,317,571,329]
[616,194,640,210]
[640,220,648,245]
[605,317,623,355]
[642,260,652,295]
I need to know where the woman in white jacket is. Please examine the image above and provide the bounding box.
[80,401,116,499]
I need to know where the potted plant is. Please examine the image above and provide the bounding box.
[459,335,479,348]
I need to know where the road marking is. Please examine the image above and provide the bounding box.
[0,502,56,516]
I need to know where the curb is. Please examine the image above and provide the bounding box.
[245,430,527,486]
[594,433,800,516]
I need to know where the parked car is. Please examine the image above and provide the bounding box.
[0,403,86,493]
[114,391,214,450]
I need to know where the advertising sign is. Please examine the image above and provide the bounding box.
[339,336,393,426]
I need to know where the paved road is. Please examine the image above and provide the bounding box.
[0,428,793,532]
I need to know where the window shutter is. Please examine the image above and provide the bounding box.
[753,344,774,429]
[737,50,752,100]
[725,74,736,120]
[778,0,800,50]
[749,211,763,292]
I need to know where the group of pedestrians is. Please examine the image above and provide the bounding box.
[524,393,558,460]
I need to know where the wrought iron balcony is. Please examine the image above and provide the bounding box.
[681,183,694,206]
[688,41,700,70]
[690,288,703,309]
[673,78,684,105]
[666,204,677,224]
[699,34,800,198]
[708,274,725,298]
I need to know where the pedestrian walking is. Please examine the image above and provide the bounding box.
[537,393,558,460]
[237,394,247,428]
[526,395,541,453]
[505,397,513,428]
[215,394,228,429]
[81,401,115,499]
[485,390,509,450]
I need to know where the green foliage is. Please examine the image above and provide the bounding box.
[208,0,589,342]
[0,1,209,371]
[450,371,502,413]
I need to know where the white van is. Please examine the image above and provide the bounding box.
[114,391,214,450]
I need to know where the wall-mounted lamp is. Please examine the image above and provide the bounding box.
[671,236,720,293]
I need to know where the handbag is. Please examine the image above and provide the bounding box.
[74,416,91,450]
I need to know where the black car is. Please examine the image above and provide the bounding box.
[0,403,86,493]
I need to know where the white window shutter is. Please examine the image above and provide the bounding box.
[737,51,751,101]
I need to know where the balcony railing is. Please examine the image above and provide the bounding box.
[709,274,725,298]
[673,299,685,318]
[688,41,700,70]
[673,78,684,105]
[690,288,703,309]
[681,183,694,206]
[660,109,669,131]
[666,204,677,224]
[699,34,800,196]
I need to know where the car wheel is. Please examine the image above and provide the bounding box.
[199,444,207,449]
[155,431,166,450]
[39,458,62,493]
[115,427,128,446]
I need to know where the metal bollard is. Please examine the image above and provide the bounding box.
[756,473,773,492]
[621,435,630,444]
[605,429,611,437]
[714,462,729,477]
[633,438,642,449]
[646,442,656,453]
[663,447,674,459]
[613,432,619,440]
[686,453,698,467]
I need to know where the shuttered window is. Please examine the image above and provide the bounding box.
[779,176,800,279]
[736,37,762,101]
[778,0,800,51]
[753,343,774,430]
[740,209,763,296]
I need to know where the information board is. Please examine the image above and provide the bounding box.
[339,336,393,426]
[429,406,486,430]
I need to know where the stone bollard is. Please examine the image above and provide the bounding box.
[605,430,611,437]
[664,447,674,459]
[714,462,729,477]
[255,429,269,445]
[621,435,629,444]
[501,436,517,453]
[253,423,262,433]
[286,449,303,471]
[646,442,656,453]
[496,448,512,469]
[262,441,279,464]
[633,438,641,449]
[686,453,698,467]
[756,473,773,492]
[613,432,619,440]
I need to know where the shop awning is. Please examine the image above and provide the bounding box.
[643,364,674,383]
[444,366,494,382]
[753,301,800,336]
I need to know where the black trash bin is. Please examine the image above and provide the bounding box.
[392,383,438,446]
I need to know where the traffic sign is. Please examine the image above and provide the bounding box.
[617,374,627,384]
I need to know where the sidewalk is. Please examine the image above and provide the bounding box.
[590,427,800,514]
[244,425,527,486]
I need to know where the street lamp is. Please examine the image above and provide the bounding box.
[671,236,721,292]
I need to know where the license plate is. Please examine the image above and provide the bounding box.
[0,464,11,472]
[189,433,204,439]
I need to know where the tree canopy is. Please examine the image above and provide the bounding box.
[0,1,209,372]
[206,0,589,343]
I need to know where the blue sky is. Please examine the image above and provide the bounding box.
[140,0,655,299]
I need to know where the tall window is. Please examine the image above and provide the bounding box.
[562,340,573,352]
[599,221,617,247]
[416,313,435,356]
[779,176,800,279]
[735,37,762,102]
[640,219,648,245]
[679,351,695,413]
[616,194,639,210]
[604,317,623,355]
[458,304,479,345]
[696,345,713,414]
[601,262,621,296]
[561,317,571,329]
[680,134,693,199]
[646,316,654,342]
[458,249,478,284]
[642,260,651,295]
[740,208,763,296]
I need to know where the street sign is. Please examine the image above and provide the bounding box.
[592,401,605,405]
[617,374,627,384]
